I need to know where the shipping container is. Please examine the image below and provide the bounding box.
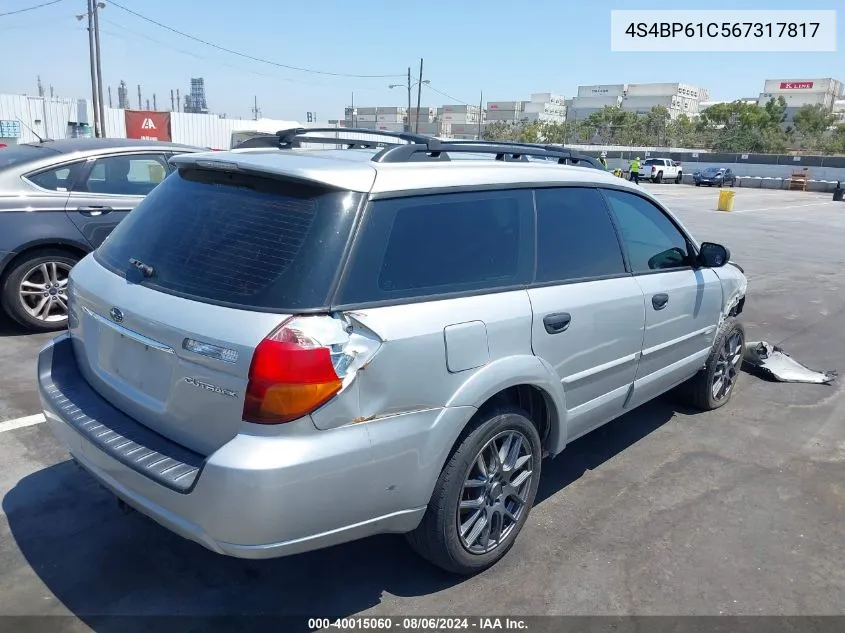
[354,107,379,115]
[625,83,681,97]
[377,113,405,122]
[354,114,377,122]
[569,95,623,109]
[763,78,838,94]
[577,84,626,98]
[487,101,524,111]
[757,91,830,107]
[440,104,479,114]
[530,93,565,105]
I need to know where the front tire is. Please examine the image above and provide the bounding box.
[675,173,682,184]
[655,171,663,184]
[406,406,542,576]
[675,316,745,411]
[1,249,79,333]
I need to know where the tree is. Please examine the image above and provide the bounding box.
[793,104,837,151]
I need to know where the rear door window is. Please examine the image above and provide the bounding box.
[534,187,626,283]
[95,168,362,311]
[26,162,84,191]
[337,189,534,304]
[78,153,170,196]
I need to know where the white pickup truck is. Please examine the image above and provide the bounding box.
[640,157,683,184]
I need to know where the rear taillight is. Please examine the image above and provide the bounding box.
[243,315,380,424]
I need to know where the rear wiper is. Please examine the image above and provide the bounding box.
[129,258,156,278]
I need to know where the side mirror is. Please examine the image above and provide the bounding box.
[698,242,730,268]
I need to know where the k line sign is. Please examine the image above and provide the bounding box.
[780,81,814,90]
[125,110,172,141]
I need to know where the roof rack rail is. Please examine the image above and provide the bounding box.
[372,139,602,166]
[435,140,602,168]
[276,127,432,150]
[254,127,604,168]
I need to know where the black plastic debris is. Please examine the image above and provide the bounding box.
[742,341,838,385]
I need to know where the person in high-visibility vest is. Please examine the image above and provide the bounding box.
[629,156,641,184]
[598,152,608,169]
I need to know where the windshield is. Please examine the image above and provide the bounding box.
[95,168,362,312]
[703,167,722,174]
[0,143,59,170]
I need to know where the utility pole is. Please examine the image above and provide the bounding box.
[477,90,483,139]
[108,85,112,108]
[251,95,261,120]
[50,86,54,98]
[146,99,150,110]
[137,84,142,109]
[92,0,106,136]
[86,0,101,137]
[170,90,175,111]
[415,58,424,134]
[406,67,412,133]
[37,76,44,98]
[351,91,356,127]
[153,94,157,110]
[176,89,181,112]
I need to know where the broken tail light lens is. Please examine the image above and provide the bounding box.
[243,315,380,424]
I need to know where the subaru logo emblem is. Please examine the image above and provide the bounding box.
[109,307,124,323]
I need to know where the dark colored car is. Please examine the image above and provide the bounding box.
[694,167,737,187]
[0,138,204,332]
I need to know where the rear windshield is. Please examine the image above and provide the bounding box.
[95,168,362,312]
[0,144,60,170]
[643,159,662,165]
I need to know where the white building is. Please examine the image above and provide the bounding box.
[757,78,844,124]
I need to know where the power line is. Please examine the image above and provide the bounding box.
[99,19,329,87]
[0,0,65,18]
[424,82,473,107]
[107,0,404,79]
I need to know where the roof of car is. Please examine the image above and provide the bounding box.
[26,138,201,153]
[170,146,638,195]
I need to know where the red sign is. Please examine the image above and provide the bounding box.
[779,81,814,90]
[124,110,172,141]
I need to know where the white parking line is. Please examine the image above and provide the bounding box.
[0,413,46,434]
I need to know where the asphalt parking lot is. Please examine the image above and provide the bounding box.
[1,183,844,631]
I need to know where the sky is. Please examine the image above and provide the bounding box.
[2,0,843,122]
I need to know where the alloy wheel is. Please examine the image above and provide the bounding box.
[712,330,744,401]
[457,430,534,555]
[18,261,72,323]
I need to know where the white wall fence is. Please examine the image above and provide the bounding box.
[0,93,302,149]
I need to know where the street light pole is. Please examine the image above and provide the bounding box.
[93,1,106,137]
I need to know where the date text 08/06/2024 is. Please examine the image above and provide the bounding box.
[624,22,820,39]
[308,617,529,631]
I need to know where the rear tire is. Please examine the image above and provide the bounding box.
[675,317,745,411]
[675,173,682,184]
[655,171,663,184]
[405,406,542,576]
[1,249,79,333]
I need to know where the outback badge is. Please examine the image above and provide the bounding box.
[184,377,238,398]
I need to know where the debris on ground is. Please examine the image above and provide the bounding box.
[742,341,838,385]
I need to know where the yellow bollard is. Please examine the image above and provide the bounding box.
[717,189,735,212]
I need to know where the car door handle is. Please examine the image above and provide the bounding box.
[652,293,669,310]
[77,206,113,216]
[543,312,572,334]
